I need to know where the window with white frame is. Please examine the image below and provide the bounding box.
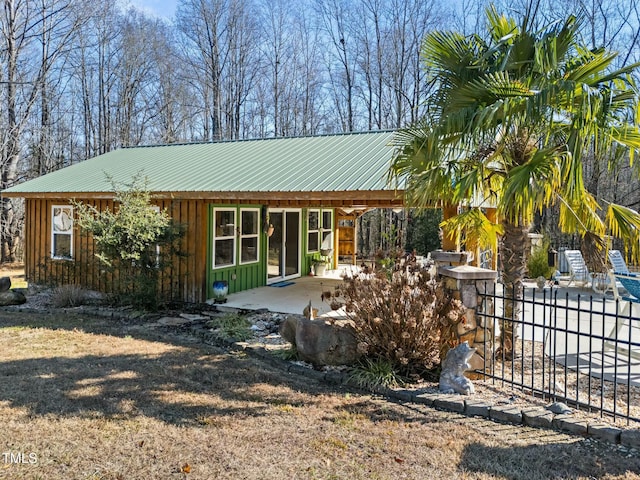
[51,205,73,259]
[307,209,320,253]
[240,208,259,264]
[213,208,236,268]
[321,210,333,247]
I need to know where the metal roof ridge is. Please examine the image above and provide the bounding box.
[122,129,396,149]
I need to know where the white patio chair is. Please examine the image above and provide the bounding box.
[563,250,593,288]
[600,249,631,295]
[609,250,630,274]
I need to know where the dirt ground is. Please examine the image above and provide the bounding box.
[0,309,639,480]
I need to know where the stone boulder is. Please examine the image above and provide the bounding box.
[279,315,299,344]
[0,289,26,306]
[0,276,11,292]
[279,314,360,366]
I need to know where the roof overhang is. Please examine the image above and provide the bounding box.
[3,189,406,209]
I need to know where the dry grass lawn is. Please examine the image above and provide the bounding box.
[0,310,639,480]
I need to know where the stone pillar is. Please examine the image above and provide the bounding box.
[438,265,498,375]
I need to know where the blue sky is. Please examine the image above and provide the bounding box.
[127,0,178,19]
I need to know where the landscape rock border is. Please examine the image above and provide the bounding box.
[233,341,639,449]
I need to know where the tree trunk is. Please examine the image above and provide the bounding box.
[498,219,530,359]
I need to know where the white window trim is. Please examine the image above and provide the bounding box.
[51,205,74,259]
[239,208,260,265]
[212,207,237,269]
[321,210,333,237]
[307,209,320,253]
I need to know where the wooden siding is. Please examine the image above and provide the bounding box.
[24,197,209,303]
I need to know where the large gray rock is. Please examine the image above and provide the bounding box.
[0,276,11,292]
[0,289,26,306]
[279,315,299,344]
[279,315,360,366]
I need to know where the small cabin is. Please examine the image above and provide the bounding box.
[2,131,404,303]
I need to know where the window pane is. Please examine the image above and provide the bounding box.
[308,231,319,252]
[53,207,73,232]
[321,230,333,254]
[308,210,319,230]
[242,210,258,235]
[215,210,235,237]
[322,211,332,229]
[215,238,234,266]
[53,234,71,258]
[241,237,258,263]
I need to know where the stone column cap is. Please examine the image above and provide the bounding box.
[438,265,498,280]
[430,251,473,264]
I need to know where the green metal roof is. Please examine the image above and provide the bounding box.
[3,131,400,197]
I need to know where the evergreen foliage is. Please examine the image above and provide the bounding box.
[405,209,442,256]
[73,174,185,310]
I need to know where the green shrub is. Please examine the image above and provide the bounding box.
[527,243,554,279]
[348,357,404,390]
[340,259,465,376]
[208,313,252,341]
[73,174,185,310]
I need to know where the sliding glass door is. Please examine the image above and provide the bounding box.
[267,209,300,283]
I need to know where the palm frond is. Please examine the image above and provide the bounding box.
[557,194,604,236]
[440,207,503,251]
[500,146,563,223]
[606,204,640,262]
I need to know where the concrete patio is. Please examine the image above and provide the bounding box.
[220,266,358,317]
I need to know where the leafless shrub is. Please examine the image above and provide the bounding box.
[51,284,90,308]
[339,257,465,376]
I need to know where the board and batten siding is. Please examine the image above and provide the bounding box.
[206,204,267,298]
[24,197,209,303]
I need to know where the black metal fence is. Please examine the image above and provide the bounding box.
[477,284,640,425]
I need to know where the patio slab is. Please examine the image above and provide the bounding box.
[220,268,354,316]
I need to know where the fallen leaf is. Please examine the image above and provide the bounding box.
[181,463,191,474]
[394,457,404,463]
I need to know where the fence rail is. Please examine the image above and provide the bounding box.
[477,284,640,425]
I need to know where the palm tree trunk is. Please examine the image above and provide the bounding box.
[498,219,530,358]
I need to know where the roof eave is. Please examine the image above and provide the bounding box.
[2,189,405,206]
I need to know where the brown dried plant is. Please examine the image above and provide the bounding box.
[340,258,465,376]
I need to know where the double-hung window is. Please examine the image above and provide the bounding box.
[308,209,333,253]
[307,209,320,253]
[321,210,333,248]
[239,208,259,264]
[213,209,236,268]
[212,207,260,269]
[51,205,73,259]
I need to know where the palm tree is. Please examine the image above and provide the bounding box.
[390,5,640,357]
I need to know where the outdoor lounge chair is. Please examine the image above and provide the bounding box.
[563,250,593,288]
[603,272,640,360]
[600,249,632,295]
[609,250,630,275]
